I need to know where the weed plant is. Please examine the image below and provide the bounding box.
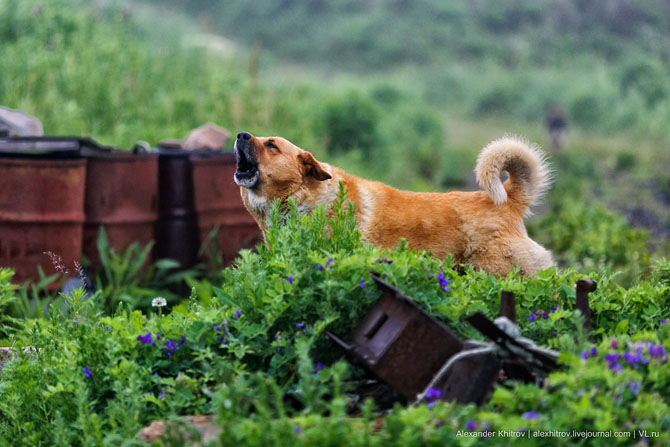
[0,191,668,445]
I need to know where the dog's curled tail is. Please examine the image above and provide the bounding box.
[475,136,552,215]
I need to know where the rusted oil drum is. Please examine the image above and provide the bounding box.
[155,147,199,269]
[191,151,262,266]
[83,151,158,269]
[0,157,86,284]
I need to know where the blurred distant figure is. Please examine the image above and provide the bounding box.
[545,103,567,152]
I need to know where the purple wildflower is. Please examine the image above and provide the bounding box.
[316,264,325,271]
[660,318,667,326]
[159,391,166,399]
[610,338,618,349]
[360,278,365,289]
[214,324,222,332]
[155,333,161,340]
[425,387,442,401]
[465,420,477,431]
[82,365,92,379]
[549,304,558,314]
[312,362,324,378]
[325,258,333,268]
[235,309,242,319]
[287,276,294,284]
[105,326,111,331]
[528,313,537,322]
[296,322,305,328]
[605,353,619,363]
[624,351,643,368]
[522,411,540,420]
[649,344,666,359]
[627,381,641,396]
[137,332,154,345]
[165,339,179,356]
[294,426,302,434]
[216,336,227,345]
[579,350,589,360]
[179,335,186,345]
[589,347,597,357]
[609,362,623,373]
[552,330,558,338]
[437,273,450,292]
[623,351,635,366]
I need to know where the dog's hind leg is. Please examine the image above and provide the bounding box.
[509,237,554,276]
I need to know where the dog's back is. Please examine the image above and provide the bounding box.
[233,132,554,276]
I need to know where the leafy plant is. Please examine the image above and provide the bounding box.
[1,190,668,445]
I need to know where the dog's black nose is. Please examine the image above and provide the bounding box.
[237,132,252,141]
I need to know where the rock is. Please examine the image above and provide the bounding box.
[0,348,13,373]
[138,415,219,444]
[183,123,231,150]
[0,347,41,375]
[0,106,43,137]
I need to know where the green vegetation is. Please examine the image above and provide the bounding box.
[1,0,670,445]
[153,0,670,138]
[1,197,669,446]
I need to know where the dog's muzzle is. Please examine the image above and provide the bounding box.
[234,132,259,189]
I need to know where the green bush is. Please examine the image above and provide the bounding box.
[614,150,637,172]
[473,84,516,117]
[569,93,604,129]
[378,103,446,185]
[620,58,669,107]
[530,200,651,286]
[1,192,669,445]
[318,91,380,155]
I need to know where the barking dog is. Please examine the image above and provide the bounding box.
[233,131,553,275]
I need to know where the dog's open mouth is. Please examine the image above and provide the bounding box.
[234,142,259,188]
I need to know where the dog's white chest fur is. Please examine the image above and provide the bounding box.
[247,190,269,215]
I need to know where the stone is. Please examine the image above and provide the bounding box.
[183,123,231,150]
[0,106,43,137]
[138,414,220,444]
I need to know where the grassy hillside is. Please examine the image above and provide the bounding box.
[154,0,670,140]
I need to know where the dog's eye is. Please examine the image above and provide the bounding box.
[265,140,280,152]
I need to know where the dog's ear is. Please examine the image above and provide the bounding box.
[298,152,332,181]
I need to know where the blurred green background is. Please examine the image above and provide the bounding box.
[1,0,669,278]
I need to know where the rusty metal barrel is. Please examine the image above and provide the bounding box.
[0,153,87,285]
[190,151,262,266]
[155,146,199,269]
[83,151,158,268]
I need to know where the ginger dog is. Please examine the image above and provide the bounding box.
[233,131,553,275]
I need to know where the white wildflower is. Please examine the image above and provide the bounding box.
[152,297,167,308]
